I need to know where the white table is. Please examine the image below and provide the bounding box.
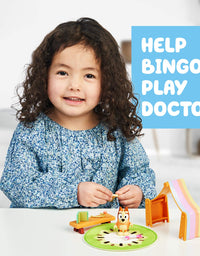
[0,208,199,256]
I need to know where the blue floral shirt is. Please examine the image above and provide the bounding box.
[0,114,156,209]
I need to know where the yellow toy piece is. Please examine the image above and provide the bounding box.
[76,211,88,223]
[111,194,118,201]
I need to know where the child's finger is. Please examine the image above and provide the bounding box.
[95,190,111,202]
[118,192,132,201]
[93,195,108,205]
[96,184,113,200]
[115,185,130,195]
[119,195,141,208]
[118,197,134,206]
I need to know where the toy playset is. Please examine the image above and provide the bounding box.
[69,207,157,251]
[69,179,199,251]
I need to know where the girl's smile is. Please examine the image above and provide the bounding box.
[63,96,85,105]
[47,43,101,130]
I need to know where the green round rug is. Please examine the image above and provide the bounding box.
[84,223,157,251]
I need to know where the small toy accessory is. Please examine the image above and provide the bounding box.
[76,211,88,223]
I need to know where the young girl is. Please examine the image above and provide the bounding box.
[0,18,156,209]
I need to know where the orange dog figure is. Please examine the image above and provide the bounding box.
[114,207,133,235]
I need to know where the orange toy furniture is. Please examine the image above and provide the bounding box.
[69,211,115,234]
[146,179,200,241]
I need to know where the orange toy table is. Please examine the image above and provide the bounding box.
[69,213,115,234]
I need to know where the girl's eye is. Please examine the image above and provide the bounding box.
[57,71,68,76]
[85,73,95,79]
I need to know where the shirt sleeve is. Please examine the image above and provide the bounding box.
[0,124,80,209]
[117,137,157,208]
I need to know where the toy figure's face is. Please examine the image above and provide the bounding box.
[118,207,130,224]
[118,212,129,223]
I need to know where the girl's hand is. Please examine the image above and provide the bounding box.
[115,185,143,208]
[77,182,113,207]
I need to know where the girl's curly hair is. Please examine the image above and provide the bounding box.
[16,17,142,141]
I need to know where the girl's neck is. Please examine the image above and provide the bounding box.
[47,110,100,131]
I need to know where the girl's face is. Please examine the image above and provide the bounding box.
[47,44,101,130]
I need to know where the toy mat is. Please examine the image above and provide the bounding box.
[84,223,157,251]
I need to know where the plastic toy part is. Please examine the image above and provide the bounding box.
[145,194,169,226]
[145,179,200,241]
[111,194,118,201]
[69,212,115,234]
[76,211,89,223]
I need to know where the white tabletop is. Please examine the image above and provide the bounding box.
[0,208,199,256]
